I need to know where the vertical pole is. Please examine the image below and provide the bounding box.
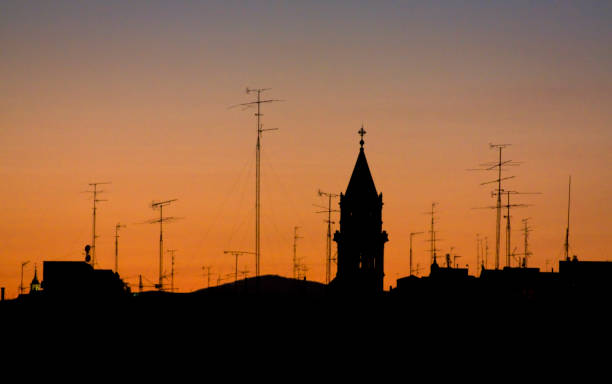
[115,224,119,274]
[496,147,502,270]
[171,251,175,292]
[523,219,529,268]
[159,205,163,290]
[484,237,489,270]
[476,234,480,276]
[326,194,332,284]
[410,234,413,276]
[256,90,261,278]
[235,253,239,283]
[564,176,571,260]
[20,264,24,296]
[92,184,97,268]
[506,191,511,268]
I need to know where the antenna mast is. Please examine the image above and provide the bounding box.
[149,198,178,291]
[85,181,111,268]
[427,202,440,267]
[293,226,303,279]
[20,261,30,296]
[231,87,282,278]
[167,249,177,292]
[409,232,424,276]
[316,190,339,284]
[470,144,519,269]
[521,218,532,268]
[564,176,572,260]
[114,223,126,274]
[224,250,255,284]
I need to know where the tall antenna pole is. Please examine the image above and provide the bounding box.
[409,232,424,276]
[481,190,536,268]
[564,176,572,260]
[429,202,438,266]
[86,182,110,268]
[476,233,480,275]
[485,236,489,268]
[470,144,519,269]
[20,261,30,296]
[149,199,178,291]
[484,237,489,269]
[231,88,282,278]
[167,249,177,292]
[316,190,339,284]
[521,218,532,268]
[114,223,126,274]
[293,226,303,279]
[495,146,503,270]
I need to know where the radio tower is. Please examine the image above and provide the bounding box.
[231,88,282,278]
[148,199,178,291]
[85,182,111,268]
[316,190,339,284]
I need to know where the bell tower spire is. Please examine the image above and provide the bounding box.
[332,127,388,294]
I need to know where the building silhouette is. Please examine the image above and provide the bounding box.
[332,128,388,293]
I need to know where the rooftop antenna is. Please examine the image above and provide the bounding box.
[475,190,538,268]
[476,234,481,275]
[293,226,303,279]
[224,250,255,284]
[114,223,127,274]
[202,266,212,289]
[316,190,339,284]
[425,202,442,269]
[20,260,30,296]
[497,190,539,267]
[520,218,532,268]
[564,176,572,260]
[484,237,489,269]
[230,87,283,278]
[469,144,521,269]
[84,182,111,268]
[148,199,178,291]
[167,249,177,292]
[409,232,424,276]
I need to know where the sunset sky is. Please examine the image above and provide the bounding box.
[1,1,611,298]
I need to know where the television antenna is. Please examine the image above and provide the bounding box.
[230,87,283,278]
[315,190,339,284]
[83,181,111,267]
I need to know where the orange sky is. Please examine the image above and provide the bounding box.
[1,1,611,298]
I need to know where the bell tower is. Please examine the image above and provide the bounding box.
[332,126,388,293]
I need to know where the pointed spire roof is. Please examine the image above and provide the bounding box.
[31,265,39,285]
[345,126,378,199]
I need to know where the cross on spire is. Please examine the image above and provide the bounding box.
[358,125,367,148]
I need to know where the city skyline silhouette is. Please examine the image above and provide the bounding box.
[1,1,611,299]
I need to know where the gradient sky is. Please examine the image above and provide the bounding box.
[1,1,611,298]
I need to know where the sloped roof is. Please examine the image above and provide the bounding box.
[345,147,378,200]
